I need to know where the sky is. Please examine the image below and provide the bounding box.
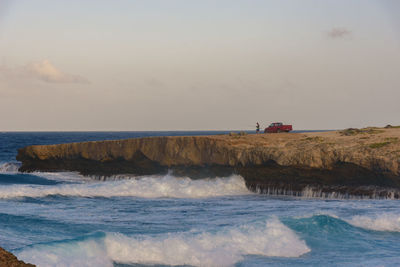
[0,0,399,131]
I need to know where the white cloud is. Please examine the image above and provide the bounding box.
[25,60,89,84]
[327,27,352,39]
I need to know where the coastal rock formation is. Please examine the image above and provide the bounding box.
[17,128,400,198]
[0,247,35,267]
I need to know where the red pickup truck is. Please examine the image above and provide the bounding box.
[264,122,293,133]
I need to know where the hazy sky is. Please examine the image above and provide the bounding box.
[1,0,399,131]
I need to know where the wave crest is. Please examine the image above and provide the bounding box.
[0,162,21,173]
[17,219,310,267]
[0,174,251,199]
[346,213,400,232]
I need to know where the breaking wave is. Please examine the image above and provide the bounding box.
[0,162,87,183]
[0,174,251,199]
[346,213,400,232]
[17,219,310,267]
[295,213,400,233]
[0,162,20,173]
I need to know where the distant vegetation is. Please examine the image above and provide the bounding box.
[369,142,391,149]
[369,137,399,149]
[304,136,325,142]
[229,132,248,138]
[340,127,384,136]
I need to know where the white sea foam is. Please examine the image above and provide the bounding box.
[17,239,112,267]
[0,161,89,182]
[31,171,91,183]
[0,162,20,173]
[293,212,340,220]
[346,213,400,232]
[0,174,251,199]
[17,219,310,267]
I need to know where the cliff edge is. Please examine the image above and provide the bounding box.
[17,128,400,198]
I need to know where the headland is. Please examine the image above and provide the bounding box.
[16,127,400,198]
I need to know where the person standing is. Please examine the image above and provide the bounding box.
[256,122,260,133]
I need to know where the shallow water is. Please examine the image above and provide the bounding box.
[1,132,400,266]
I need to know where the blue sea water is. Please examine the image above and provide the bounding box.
[1,132,400,267]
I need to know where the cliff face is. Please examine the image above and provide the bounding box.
[17,128,400,198]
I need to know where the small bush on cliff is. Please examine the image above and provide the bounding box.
[229,132,247,137]
[340,128,361,136]
[362,127,385,134]
[369,142,390,149]
[369,137,399,149]
[340,127,384,136]
[385,125,400,129]
[305,136,324,142]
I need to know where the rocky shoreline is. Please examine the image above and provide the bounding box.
[0,247,35,267]
[16,128,400,198]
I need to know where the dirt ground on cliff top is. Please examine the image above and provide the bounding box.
[216,128,400,150]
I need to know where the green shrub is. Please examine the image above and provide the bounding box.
[369,137,399,148]
[305,136,324,142]
[369,142,390,149]
[229,131,248,137]
[384,137,399,143]
[340,127,384,136]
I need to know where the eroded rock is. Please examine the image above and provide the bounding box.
[16,128,400,198]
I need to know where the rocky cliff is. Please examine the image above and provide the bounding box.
[17,128,400,198]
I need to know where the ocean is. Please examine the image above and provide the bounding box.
[1,132,400,267]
